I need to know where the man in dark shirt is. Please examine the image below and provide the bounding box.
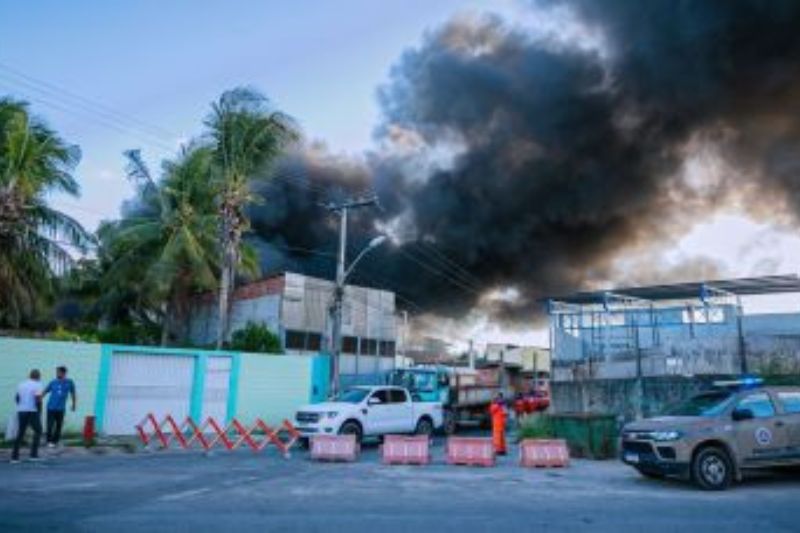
[42,366,77,447]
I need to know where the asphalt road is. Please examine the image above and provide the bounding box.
[1,439,799,532]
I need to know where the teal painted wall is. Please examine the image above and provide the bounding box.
[1,338,328,436]
[311,355,331,403]
[234,353,314,425]
[0,338,101,434]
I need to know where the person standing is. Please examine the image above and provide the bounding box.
[43,366,77,448]
[489,392,507,456]
[11,369,44,464]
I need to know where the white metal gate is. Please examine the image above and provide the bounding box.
[104,353,194,435]
[202,357,231,423]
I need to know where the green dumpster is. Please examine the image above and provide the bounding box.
[549,413,619,459]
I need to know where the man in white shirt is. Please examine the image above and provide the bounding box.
[11,369,44,463]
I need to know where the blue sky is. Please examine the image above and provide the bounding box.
[0,0,501,229]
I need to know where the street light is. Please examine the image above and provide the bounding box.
[330,234,387,397]
[344,235,387,281]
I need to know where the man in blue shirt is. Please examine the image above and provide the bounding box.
[42,366,77,447]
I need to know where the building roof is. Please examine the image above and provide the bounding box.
[547,274,800,305]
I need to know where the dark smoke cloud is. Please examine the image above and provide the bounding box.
[247,1,800,325]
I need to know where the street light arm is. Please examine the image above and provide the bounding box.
[343,236,386,283]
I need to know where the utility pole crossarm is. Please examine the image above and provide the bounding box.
[320,195,378,213]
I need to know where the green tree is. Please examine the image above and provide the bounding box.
[0,98,92,327]
[229,321,282,353]
[205,88,299,348]
[99,145,224,344]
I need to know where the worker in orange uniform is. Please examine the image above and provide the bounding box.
[489,393,507,455]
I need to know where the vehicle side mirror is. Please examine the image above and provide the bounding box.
[367,397,381,406]
[732,408,754,421]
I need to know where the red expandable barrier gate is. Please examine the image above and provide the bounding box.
[446,437,495,467]
[382,435,430,465]
[310,434,360,462]
[134,413,300,458]
[519,439,570,468]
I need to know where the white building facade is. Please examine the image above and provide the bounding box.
[188,272,398,376]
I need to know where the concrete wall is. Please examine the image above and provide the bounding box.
[188,294,282,346]
[551,376,728,421]
[0,338,102,433]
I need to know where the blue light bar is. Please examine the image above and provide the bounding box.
[712,376,764,389]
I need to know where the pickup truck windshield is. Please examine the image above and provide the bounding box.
[663,391,735,417]
[336,389,370,403]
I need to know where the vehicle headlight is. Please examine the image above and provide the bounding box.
[324,411,338,419]
[652,430,682,442]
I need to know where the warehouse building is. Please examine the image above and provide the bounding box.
[188,272,398,375]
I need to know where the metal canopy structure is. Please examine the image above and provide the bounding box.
[543,275,800,374]
[546,274,800,306]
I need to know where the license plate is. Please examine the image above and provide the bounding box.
[624,452,640,464]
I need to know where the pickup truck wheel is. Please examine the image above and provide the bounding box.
[415,417,434,437]
[338,421,363,444]
[691,446,733,491]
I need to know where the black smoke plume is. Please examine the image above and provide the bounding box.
[247,0,800,325]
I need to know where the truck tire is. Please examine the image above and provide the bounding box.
[691,446,733,491]
[414,417,434,437]
[443,410,457,435]
[338,421,363,444]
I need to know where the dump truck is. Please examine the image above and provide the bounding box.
[387,363,548,434]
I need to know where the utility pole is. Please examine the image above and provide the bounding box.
[322,195,379,398]
[399,310,409,369]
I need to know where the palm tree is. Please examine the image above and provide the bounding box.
[0,98,92,327]
[99,145,224,344]
[205,88,299,347]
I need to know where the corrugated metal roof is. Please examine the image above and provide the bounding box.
[547,274,800,304]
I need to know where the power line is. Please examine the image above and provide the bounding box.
[0,77,176,153]
[410,242,482,290]
[419,241,482,286]
[398,246,482,295]
[0,62,179,140]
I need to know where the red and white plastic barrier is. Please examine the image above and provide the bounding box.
[382,435,430,465]
[446,437,495,467]
[134,413,300,458]
[310,434,360,462]
[519,439,570,468]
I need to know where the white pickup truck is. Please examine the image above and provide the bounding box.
[294,385,444,443]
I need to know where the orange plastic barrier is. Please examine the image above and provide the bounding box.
[519,439,570,468]
[310,434,360,462]
[382,435,430,465]
[446,437,495,467]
